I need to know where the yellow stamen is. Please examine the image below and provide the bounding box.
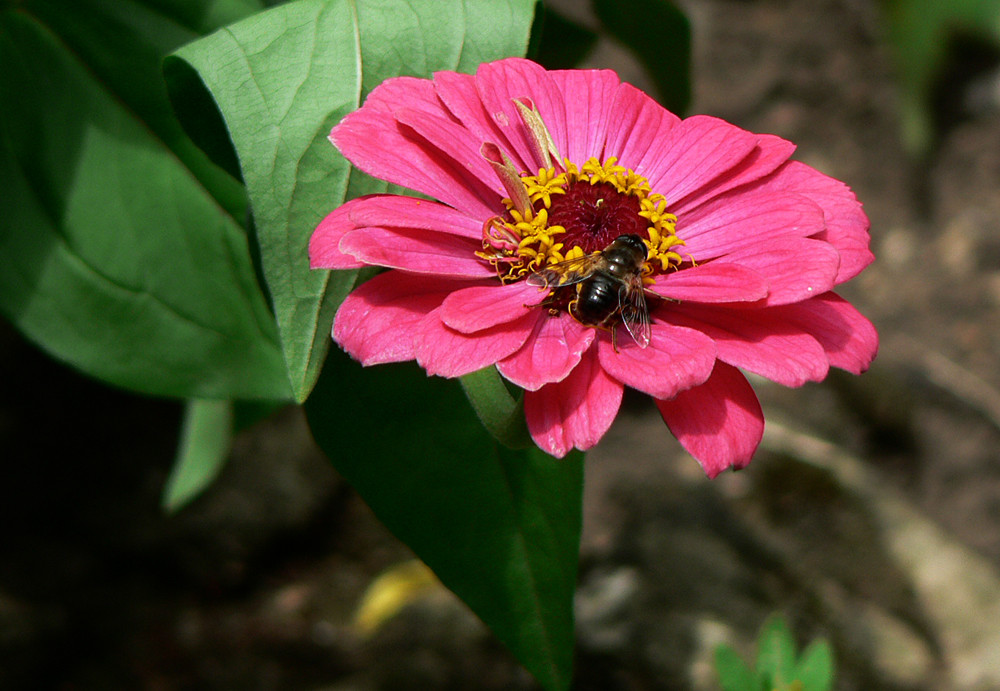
[480,156,686,283]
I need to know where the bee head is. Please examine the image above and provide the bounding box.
[617,234,649,258]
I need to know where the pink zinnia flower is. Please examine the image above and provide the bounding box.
[309,58,878,477]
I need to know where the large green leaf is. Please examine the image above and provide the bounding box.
[166,0,539,402]
[305,352,583,691]
[0,4,291,400]
[16,0,261,219]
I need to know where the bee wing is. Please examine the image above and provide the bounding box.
[526,253,604,288]
[618,279,651,349]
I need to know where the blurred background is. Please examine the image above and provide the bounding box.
[3,0,1000,688]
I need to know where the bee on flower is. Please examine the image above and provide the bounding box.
[525,232,653,351]
[310,58,878,477]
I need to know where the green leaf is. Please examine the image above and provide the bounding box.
[757,614,795,687]
[592,0,691,114]
[16,0,261,219]
[0,7,291,400]
[714,644,762,691]
[305,352,583,691]
[460,366,532,449]
[529,3,599,69]
[166,0,538,403]
[162,399,235,512]
[882,0,1000,154]
[756,613,798,688]
[795,639,835,691]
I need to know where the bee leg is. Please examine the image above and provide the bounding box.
[567,298,584,325]
[611,324,619,354]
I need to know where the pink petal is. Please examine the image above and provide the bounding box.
[755,161,872,282]
[340,227,495,278]
[333,271,476,366]
[346,195,483,239]
[722,237,841,306]
[604,82,680,175]
[434,70,530,170]
[643,115,759,207]
[310,199,369,269]
[497,313,596,391]
[672,134,796,215]
[667,303,829,386]
[412,307,536,378]
[816,224,872,284]
[678,191,826,261]
[656,362,764,478]
[524,347,624,458]
[331,79,499,219]
[549,68,621,166]
[596,321,716,399]
[765,293,878,374]
[353,74,448,118]
[394,107,504,201]
[650,262,769,303]
[474,58,568,171]
[440,281,540,333]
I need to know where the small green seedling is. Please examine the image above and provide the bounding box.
[715,613,834,691]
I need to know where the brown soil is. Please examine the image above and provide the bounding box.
[3,0,1000,689]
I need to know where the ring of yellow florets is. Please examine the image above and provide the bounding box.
[477,157,685,283]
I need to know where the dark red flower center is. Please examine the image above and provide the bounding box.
[547,182,650,255]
